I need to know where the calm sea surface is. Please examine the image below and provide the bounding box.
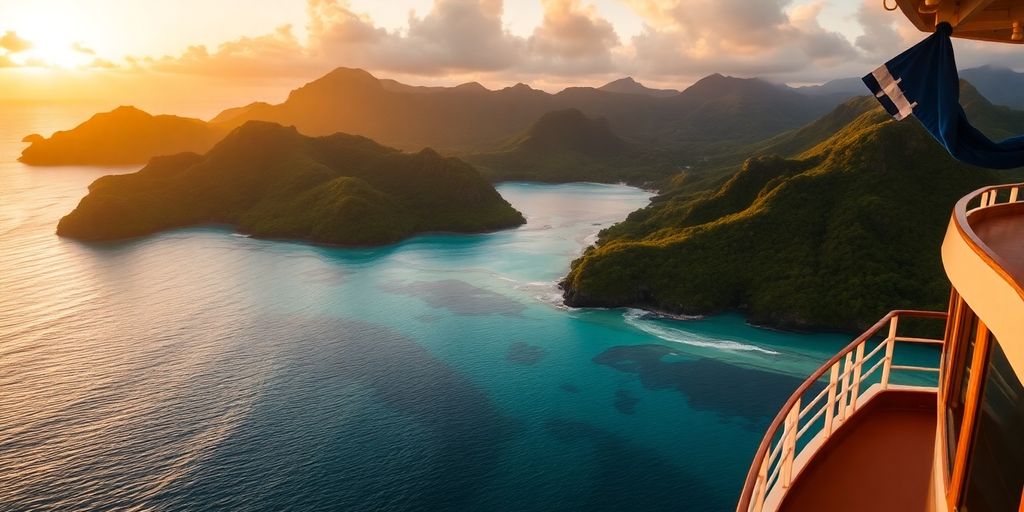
[0,104,861,511]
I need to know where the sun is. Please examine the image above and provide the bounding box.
[8,13,97,69]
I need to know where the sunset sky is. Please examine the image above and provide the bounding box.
[1,0,1021,115]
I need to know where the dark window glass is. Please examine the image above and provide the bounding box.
[947,310,979,473]
[960,337,1024,512]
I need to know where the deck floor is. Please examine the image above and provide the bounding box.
[778,390,936,512]
[971,201,1024,286]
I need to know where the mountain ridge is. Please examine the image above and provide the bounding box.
[20,106,227,166]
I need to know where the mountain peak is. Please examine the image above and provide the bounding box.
[598,77,679,97]
[322,67,378,81]
[455,81,489,92]
[609,77,639,85]
[288,67,382,101]
[682,73,789,99]
[206,121,304,161]
[110,105,149,116]
[517,108,628,157]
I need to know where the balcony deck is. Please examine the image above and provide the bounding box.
[777,390,936,512]
[970,201,1024,287]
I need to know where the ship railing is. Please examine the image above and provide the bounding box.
[955,182,1024,302]
[736,309,947,512]
[968,183,1022,214]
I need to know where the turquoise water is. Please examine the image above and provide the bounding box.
[0,105,859,511]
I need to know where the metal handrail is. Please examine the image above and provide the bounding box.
[736,309,947,512]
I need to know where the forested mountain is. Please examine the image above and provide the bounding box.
[57,121,524,245]
[561,82,1023,331]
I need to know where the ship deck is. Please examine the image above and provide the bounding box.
[777,390,936,512]
[970,201,1024,287]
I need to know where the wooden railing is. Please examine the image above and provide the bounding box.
[736,310,947,512]
[954,182,1024,302]
[969,183,1021,214]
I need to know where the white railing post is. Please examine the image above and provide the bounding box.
[980,191,990,208]
[781,397,800,489]
[824,363,839,437]
[752,455,769,512]
[849,342,865,413]
[838,353,852,422]
[881,315,899,389]
[1010,187,1019,203]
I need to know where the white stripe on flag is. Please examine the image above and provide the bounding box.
[871,65,917,121]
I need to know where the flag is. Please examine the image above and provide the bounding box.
[863,22,1024,169]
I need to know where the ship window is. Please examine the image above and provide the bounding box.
[946,308,979,473]
[959,337,1024,512]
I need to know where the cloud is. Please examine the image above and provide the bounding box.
[310,0,524,74]
[72,42,97,55]
[146,24,315,76]
[855,0,910,60]
[33,0,1018,88]
[0,30,31,54]
[139,0,630,79]
[525,0,620,73]
[624,0,859,79]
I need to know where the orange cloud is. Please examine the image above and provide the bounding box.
[5,0,1013,91]
[525,0,620,73]
[0,30,32,53]
[622,0,869,84]
[145,24,314,76]
[0,30,31,67]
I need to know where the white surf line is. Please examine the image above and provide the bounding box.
[623,309,780,355]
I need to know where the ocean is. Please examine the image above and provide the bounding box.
[0,104,860,511]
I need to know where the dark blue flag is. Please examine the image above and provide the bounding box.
[863,22,1024,169]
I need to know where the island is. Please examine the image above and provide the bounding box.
[20,106,226,166]
[57,121,526,245]
[561,83,1019,331]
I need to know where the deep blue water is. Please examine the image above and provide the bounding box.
[0,105,860,511]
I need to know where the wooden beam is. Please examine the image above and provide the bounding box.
[956,0,999,26]
[896,0,933,31]
[936,0,958,26]
[957,20,1014,32]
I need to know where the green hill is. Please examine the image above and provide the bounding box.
[57,121,525,245]
[20,106,226,165]
[466,108,674,184]
[507,108,629,157]
[561,99,1017,331]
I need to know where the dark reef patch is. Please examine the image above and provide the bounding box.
[506,342,547,366]
[380,279,526,317]
[560,383,580,393]
[544,419,725,511]
[161,317,516,511]
[593,344,820,428]
[613,389,639,415]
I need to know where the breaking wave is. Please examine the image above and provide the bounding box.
[623,309,780,355]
